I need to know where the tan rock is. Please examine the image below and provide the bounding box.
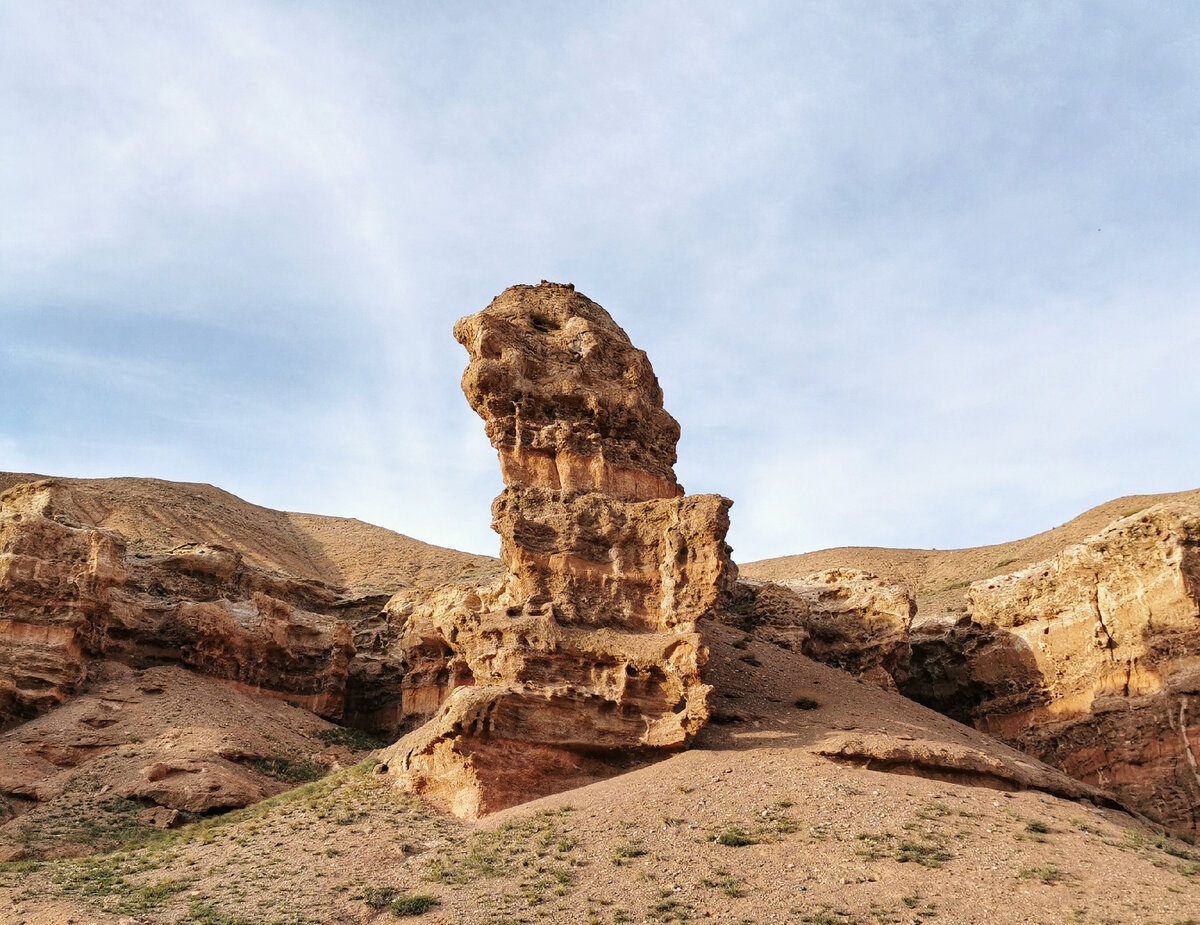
[137,805,181,829]
[116,757,271,813]
[384,283,734,817]
[907,502,1200,833]
[0,480,359,725]
[733,569,914,686]
[452,282,683,501]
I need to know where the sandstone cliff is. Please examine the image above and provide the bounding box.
[382,282,735,817]
[912,502,1200,833]
[743,492,1200,835]
[730,569,915,690]
[0,474,499,728]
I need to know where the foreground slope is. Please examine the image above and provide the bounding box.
[1,623,1195,925]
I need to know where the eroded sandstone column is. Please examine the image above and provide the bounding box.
[383,282,736,817]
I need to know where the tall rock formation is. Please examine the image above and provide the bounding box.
[382,282,735,817]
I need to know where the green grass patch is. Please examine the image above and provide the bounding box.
[316,726,388,751]
[713,826,755,847]
[612,840,649,864]
[390,893,438,916]
[247,756,324,783]
[1018,863,1064,884]
[699,867,743,897]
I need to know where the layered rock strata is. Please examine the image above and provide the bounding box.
[745,503,1200,834]
[904,503,1200,833]
[383,282,734,817]
[0,477,465,729]
[730,569,915,690]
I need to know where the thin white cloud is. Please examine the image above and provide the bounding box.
[2,1,1199,560]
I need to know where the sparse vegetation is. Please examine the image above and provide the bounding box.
[317,726,389,751]
[713,826,755,847]
[1018,863,1064,884]
[801,905,861,924]
[895,839,951,867]
[612,840,649,864]
[354,885,439,916]
[247,756,324,783]
[856,830,951,868]
[699,867,743,897]
[647,889,691,921]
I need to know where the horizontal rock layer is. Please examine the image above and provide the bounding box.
[0,477,492,732]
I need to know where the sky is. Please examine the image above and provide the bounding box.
[2,1,1199,563]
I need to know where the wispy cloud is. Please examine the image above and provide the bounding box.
[2,1,1199,560]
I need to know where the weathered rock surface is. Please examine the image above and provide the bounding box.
[452,282,683,502]
[383,282,734,817]
[0,476,498,730]
[744,499,1200,834]
[729,569,914,689]
[905,502,1200,833]
[0,663,366,859]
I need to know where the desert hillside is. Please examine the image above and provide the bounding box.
[0,471,500,595]
[741,487,1200,615]
[1,286,1197,923]
[3,622,1197,925]
[737,488,1200,837]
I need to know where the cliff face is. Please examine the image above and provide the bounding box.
[382,283,735,818]
[730,570,915,690]
[0,476,499,731]
[907,503,1200,833]
[0,479,356,723]
[741,500,1200,835]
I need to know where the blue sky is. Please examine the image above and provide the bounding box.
[3,2,1199,562]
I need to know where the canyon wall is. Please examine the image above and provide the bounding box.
[740,503,1200,834]
[906,503,1200,833]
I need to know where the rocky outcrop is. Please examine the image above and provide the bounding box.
[382,282,734,817]
[730,570,914,689]
[903,503,1200,834]
[0,478,402,727]
[0,482,125,718]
